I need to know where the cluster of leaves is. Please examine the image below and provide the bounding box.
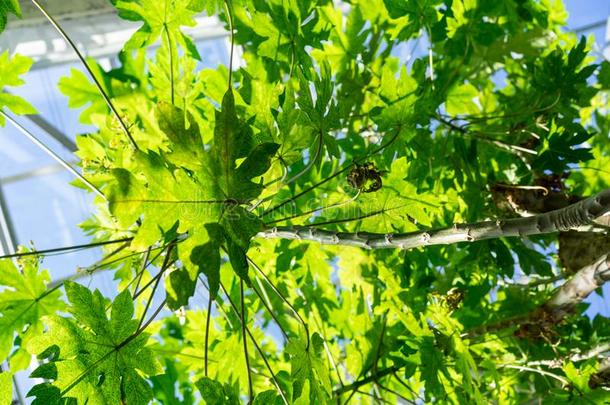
[1,0,610,404]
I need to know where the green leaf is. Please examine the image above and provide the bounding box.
[296,64,343,160]
[27,282,163,405]
[419,336,447,401]
[372,65,420,151]
[113,0,204,58]
[0,0,19,33]
[598,61,610,90]
[188,224,222,299]
[253,390,284,405]
[165,266,197,310]
[155,100,205,165]
[0,52,37,125]
[224,234,249,281]
[195,377,240,405]
[108,91,273,298]
[58,68,107,123]
[286,333,332,404]
[213,89,258,200]
[236,142,281,179]
[446,83,480,116]
[0,259,64,363]
[0,372,12,405]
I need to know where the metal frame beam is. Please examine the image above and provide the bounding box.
[0,183,17,256]
[0,13,227,70]
[25,112,77,152]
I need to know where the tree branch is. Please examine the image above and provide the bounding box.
[543,253,610,318]
[468,252,610,337]
[436,116,537,156]
[257,189,610,250]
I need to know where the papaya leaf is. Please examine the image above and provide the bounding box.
[0,371,11,405]
[113,0,204,59]
[0,51,37,125]
[286,333,332,404]
[0,259,64,364]
[27,282,162,405]
[195,377,240,405]
[0,0,19,33]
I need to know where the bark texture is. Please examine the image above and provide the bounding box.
[258,188,610,250]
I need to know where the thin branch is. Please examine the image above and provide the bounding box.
[113,242,174,299]
[137,245,173,329]
[323,338,344,389]
[285,132,324,185]
[354,389,393,404]
[499,364,569,386]
[262,132,323,189]
[510,274,566,289]
[135,298,167,338]
[526,342,610,368]
[261,164,352,218]
[133,243,175,300]
[133,247,152,294]
[392,371,424,402]
[373,312,389,375]
[48,241,132,289]
[0,237,133,260]
[205,293,213,377]
[30,0,139,149]
[257,188,610,249]
[246,255,310,349]
[163,25,175,105]
[376,381,416,404]
[220,249,290,343]
[223,0,235,86]
[436,116,537,156]
[249,281,289,342]
[341,311,388,405]
[240,279,254,403]
[213,279,289,405]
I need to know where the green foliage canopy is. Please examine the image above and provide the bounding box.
[1,0,610,404]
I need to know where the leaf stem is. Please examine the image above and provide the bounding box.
[163,25,175,105]
[223,0,235,87]
[205,293,213,377]
[436,116,537,156]
[215,280,289,405]
[246,255,310,349]
[133,247,152,294]
[133,243,175,300]
[240,279,254,403]
[249,280,289,342]
[137,245,173,329]
[0,237,133,260]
